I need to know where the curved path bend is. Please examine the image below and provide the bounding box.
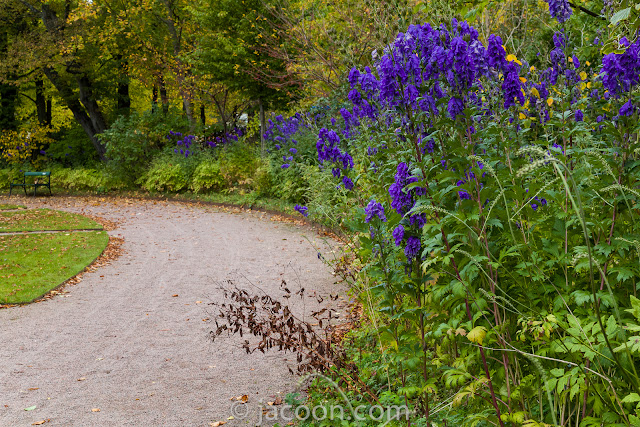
[0,197,343,426]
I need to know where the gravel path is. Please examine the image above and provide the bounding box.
[0,196,343,426]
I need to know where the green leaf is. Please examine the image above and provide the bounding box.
[24,405,36,411]
[622,393,640,403]
[611,7,632,25]
[630,295,640,320]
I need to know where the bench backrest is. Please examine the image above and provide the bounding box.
[24,172,50,177]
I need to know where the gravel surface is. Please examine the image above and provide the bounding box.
[0,196,344,426]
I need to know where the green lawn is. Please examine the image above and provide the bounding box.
[0,231,109,304]
[0,208,102,232]
[0,204,26,210]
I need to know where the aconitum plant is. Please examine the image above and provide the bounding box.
[304,16,640,426]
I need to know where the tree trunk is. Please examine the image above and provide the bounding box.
[0,81,18,131]
[259,98,266,156]
[43,68,107,161]
[152,84,158,112]
[200,104,205,126]
[159,76,168,115]
[0,29,18,131]
[35,77,51,127]
[116,57,131,116]
[38,3,108,161]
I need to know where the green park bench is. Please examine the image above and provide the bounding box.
[10,171,52,196]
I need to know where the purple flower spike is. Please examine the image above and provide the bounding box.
[545,0,572,23]
[393,225,405,246]
[365,199,387,223]
[405,236,421,260]
[620,100,635,116]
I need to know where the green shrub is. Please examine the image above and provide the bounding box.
[0,168,22,190]
[46,122,98,167]
[252,159,274,196]
[100,109,190,182]
[190,159,224,193]
[269,162,309,203]
[217,142,260,188]
[52,167,127,192]
[141,158,190,193]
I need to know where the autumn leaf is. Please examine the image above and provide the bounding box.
[31,420,50,425]
[467,326,487,345]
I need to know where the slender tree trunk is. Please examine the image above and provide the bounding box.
[152,84,158,112]
[212,89,229,133]
[159,0,194,126]
[0,30,18,131]
[0,81,18,131]
[200,104,205,126]
[35,77,51,127]
[259,98,266,156]
[159,76,168,115]
[116,57,131,116]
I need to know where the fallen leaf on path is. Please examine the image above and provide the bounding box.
[24,405,36,411]
[227,416,234,420]
[27,388,39,391]
[230,395,248,403]
[31,420,49,425]
[91,408,100,412]
[172,294,179,297]
[77,378,86,381]
[210,422,226,426]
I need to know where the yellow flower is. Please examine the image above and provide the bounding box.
[506,54,522,65]
[547,97,554,107]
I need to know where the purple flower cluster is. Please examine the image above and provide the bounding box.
[316,128,355,190]
[530,196,548,211]
[365,199,387,223]
[389,163,424,218]
[174,134,196,158]
[601,38,640,98]
[166,128,244,158]
[389,163,426,261]
[294,204,309,217]
[264,114,305,168]
[343,19,526,128]
[544,0,572,23]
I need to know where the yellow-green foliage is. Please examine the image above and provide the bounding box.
[218,143,260,187]
[141,160,189,193]
[0,125,53,164]
[190,160,224,193]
